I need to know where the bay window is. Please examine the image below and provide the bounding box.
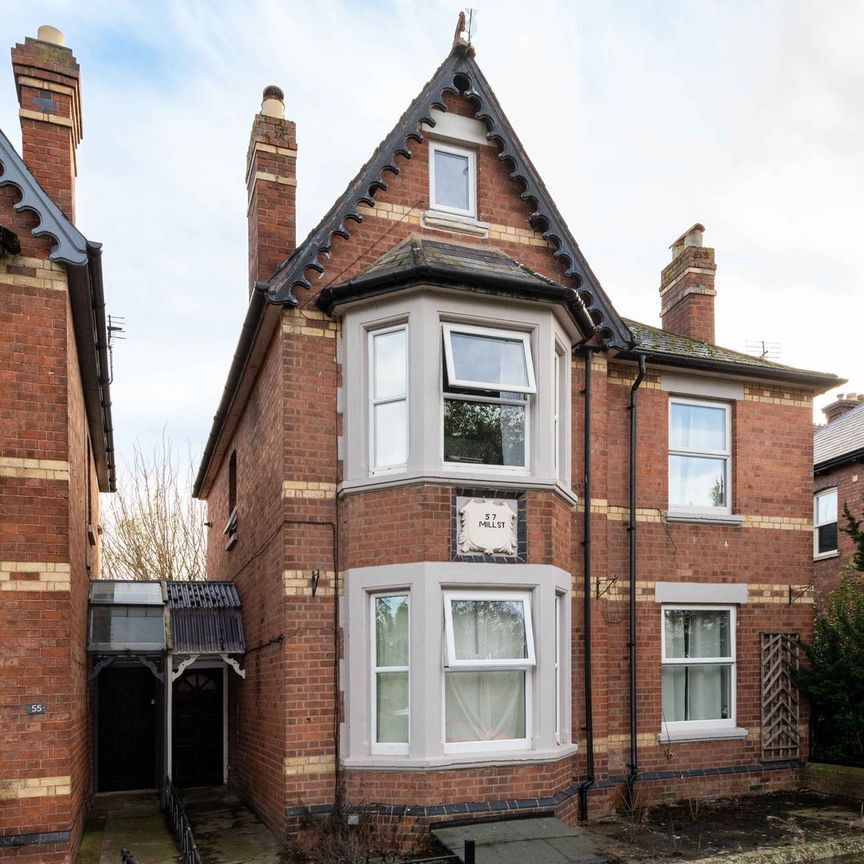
[669,398,731,512]
[661,606,735,733]
[442,324,535,469]
[443,591,535,751]
[814,488,838,557]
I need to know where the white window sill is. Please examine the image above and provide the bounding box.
[339,471,577,506]
[422,209,489,237]
[657,726,748,744]
[342,742,578,772]
[814,550,839,561]
[665,511,744,527]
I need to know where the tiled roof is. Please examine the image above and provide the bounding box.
[355,236,559,289]
[624,319,841,387]
[166,581,245,655]
[814,401,864,469]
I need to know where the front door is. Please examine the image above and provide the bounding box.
[172,668,223,787]
[98,666,158,791]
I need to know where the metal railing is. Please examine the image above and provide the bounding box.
[165,779,203,864]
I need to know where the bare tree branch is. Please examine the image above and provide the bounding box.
[100,434,206,581]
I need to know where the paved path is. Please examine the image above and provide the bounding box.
[78,791,180,864]
[433,816,608,864]
[181,786,289,864]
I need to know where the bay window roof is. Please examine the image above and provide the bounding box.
[317,236,585,322]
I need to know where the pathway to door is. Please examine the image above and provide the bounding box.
[76,788,289,864]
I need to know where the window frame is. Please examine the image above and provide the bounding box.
[441,323,535,473]
[367,323,409,475]
[814,487,839,559]
[370,591,410,756]
[442,589,535,754]
[667,397,732,515]
[442,323,537,394]
[429,141,477,218]
[660,604,736,736]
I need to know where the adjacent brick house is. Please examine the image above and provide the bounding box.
[191,36,843,850]
[813,394,864,593]
[0,27,115,862]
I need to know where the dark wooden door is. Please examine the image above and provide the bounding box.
[172,669,223,787]
[98,667,158,791]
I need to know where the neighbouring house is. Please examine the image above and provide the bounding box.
[186,31,844,851]
[0,26,115,862]
[813,393,864,593]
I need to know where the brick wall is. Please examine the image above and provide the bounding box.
[201,88,821,849]
[814,458,864,593]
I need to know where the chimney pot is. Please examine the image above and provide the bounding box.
[36,25,66,46]
[261,85,285,119]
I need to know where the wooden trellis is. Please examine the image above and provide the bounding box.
[760,632,801,761]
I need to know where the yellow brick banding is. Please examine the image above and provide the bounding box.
[284,755,335,775]
[743,387,810,409]
[743,515,810,532]
[252,170,297,187]
[0,775,71,800]
[282,480,338,500]
[748,583,814,604]
[0,561,71,592]
[607,370,661,389]
[0,456,70,481]
[0,256,68,292]
[283,569,343,597]
[252,141,297,158]
[19,108,74,128]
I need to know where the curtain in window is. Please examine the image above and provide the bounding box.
[663,610,731,722]
[450,599,527,661]
[445,670,525,741]
[669,455,726,508]
[670,403,726,450]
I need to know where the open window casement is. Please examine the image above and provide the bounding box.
[443,591,536,668]
[442,324,537,394]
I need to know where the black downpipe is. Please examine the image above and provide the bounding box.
[626,354,647,807]
[577,348,595,821]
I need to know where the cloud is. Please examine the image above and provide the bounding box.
[1,0,859,473]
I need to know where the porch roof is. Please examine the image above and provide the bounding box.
[166,582,245,655]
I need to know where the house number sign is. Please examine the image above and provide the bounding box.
[25,702,46,715]
[458,499,517,556]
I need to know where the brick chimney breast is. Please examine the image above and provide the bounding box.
[660,223,716,344]
[11,27,82,222]
[246,85,297,294]
[822,392,864,424]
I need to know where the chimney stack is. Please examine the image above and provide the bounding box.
[12,26,82,222]
[659,223,716,344]
[246,85,296,293]
[822,392,864,424]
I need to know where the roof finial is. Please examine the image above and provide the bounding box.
[453,10,466,48]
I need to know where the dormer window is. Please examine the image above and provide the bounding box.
[430,142,476,217]
[442,324,535,469]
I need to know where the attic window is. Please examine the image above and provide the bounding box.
[430,142,476,217]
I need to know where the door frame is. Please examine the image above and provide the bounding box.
[168,657,228,786]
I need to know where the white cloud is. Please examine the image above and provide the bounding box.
[1,0,860,472]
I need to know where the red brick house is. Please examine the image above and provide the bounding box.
[188,34,844,850]
[0,27,115,862]
[813,394,864,593]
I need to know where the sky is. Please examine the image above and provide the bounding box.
[2,0,862,481]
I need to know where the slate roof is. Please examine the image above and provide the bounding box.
[166,581,245,655]
[266,44,632,351]
[356,236,558,286]
[814,401,864,470]
[624,319,842,388]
